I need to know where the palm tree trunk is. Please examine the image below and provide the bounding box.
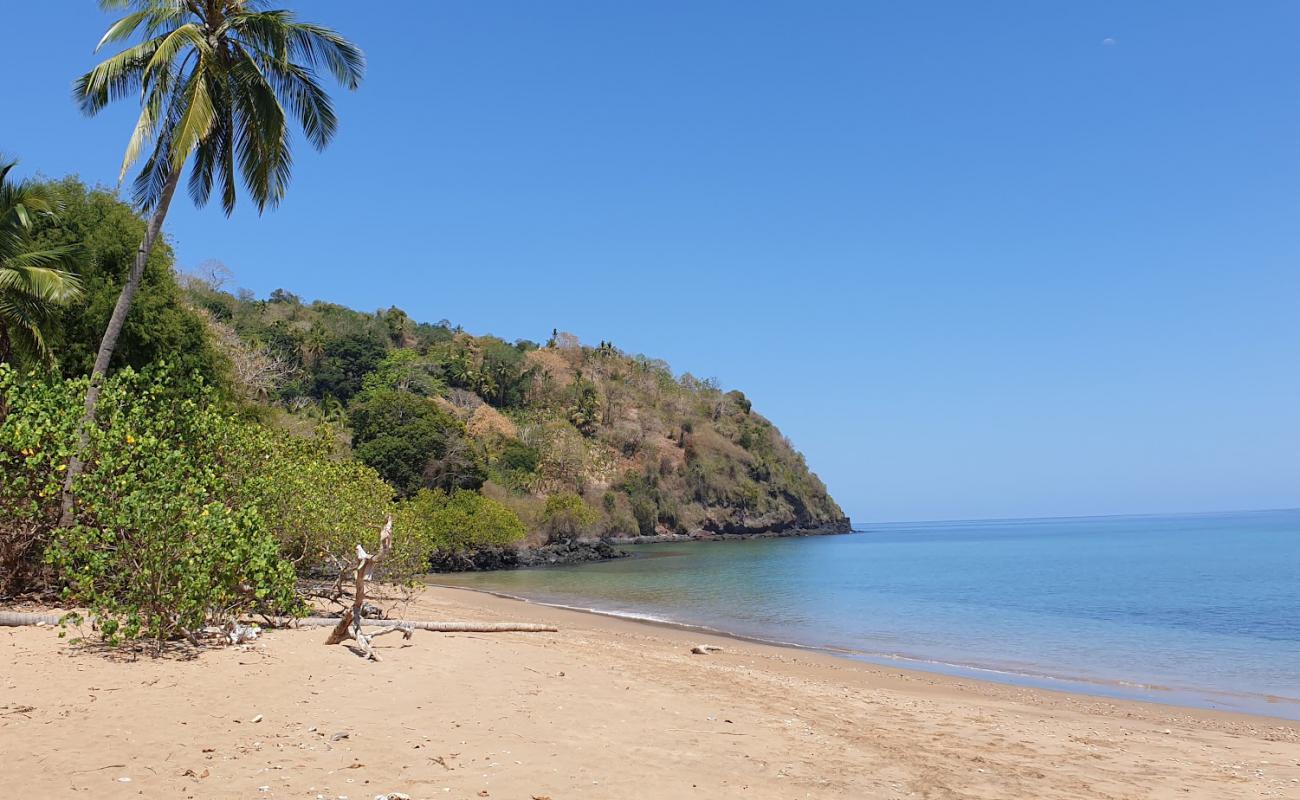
[58,166,184,527]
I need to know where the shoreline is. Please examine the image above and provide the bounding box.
[2,584,1298,798]
[428,521,855,572]
[431,582,1300,724]
[604,518,854,545]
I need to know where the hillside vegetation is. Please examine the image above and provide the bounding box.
[184,280,847,542]
[2,178,844,643]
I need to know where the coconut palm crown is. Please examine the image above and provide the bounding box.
[75,0,365,215]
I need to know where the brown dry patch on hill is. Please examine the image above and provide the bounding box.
[525,347,575,390]
[466,404,517,439]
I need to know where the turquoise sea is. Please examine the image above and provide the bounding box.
[431,510,1300,719]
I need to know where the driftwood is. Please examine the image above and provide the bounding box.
[0,612,64,627]
[301,618,556,633]
[325,515,404,661]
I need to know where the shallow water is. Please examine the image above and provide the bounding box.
[431,509,1300,718]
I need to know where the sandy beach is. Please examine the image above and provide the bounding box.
[2,585,1297,799]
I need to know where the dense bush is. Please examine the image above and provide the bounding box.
[394,489,526,557]
[1,359,534,638]
[0,364,301,642]
[539,492,598,542]
[312,331,387,402]
[235,426,395,576]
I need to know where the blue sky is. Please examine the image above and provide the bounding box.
[4,2,1299,522]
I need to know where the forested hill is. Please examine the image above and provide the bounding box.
[20,178,844,547]
[181,281,848,541]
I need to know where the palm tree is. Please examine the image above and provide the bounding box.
[0,157,82,366]
[60,0,364,523]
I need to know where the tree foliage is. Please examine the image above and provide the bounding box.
[30,178,220,381]
[348,387,484,496]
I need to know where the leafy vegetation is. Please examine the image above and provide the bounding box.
[177,282,846,543]
[2,364,302,641]
[395,489,527,557]
[539,492,599,542]
[0,360,514,644]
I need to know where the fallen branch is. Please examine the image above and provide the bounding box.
[302,618,557,633]
[0,612,62,627]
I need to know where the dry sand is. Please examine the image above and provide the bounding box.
[2,585,1297,799]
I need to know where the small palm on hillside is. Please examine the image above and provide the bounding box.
[0,158,81,365]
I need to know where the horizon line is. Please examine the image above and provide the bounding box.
[851,506,1300,528]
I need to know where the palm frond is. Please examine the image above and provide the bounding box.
[169,62,217,173]
[262,59,337,150]
[95,5,186,51]
[74,36,163,116]
[1,247,81,276]
[230,56,291,212]
[227,10,292,62]
[285,21,365,90]
[0,294,54,363]
[0,160,80,366]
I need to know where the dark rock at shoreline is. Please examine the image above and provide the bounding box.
[427,539,630,573]
[430,518,854,572]
[609,517,852,545]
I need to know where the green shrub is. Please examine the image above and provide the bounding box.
[499,438,541,474]
[395,489,526,558]
[492,438,541,490]
[539,492,598,542]
[48,502,296,645]
[0,365,83,594]
[0,364,436,644]
[236,427,394,577]
[30,366,302,644]
[630,494,658,536]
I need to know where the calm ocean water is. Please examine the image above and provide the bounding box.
[431,510,1300,718]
